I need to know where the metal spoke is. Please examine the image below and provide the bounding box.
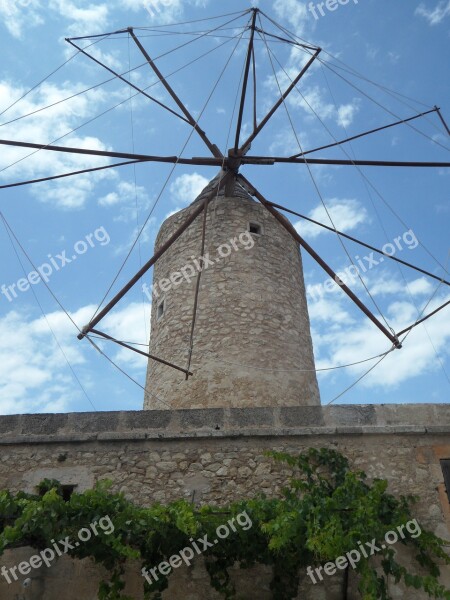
[436,106,450,136]
[397,300,450,337]
[66,38,191,124]
[241,156,450,168]
[128,28,223,159]
[0,138,219,165]
[77,172,231,340]
[238,47,321,153]
[233,8,258,152]
[90,329,193,376]
[0,160,145,190]
[290,108,440,158]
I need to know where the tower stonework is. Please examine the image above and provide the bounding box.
[144,176,320,410]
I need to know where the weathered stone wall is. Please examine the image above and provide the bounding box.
[0,405,449,599]
[145,177,320,410]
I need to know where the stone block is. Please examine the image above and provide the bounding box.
[123,411,172,430]
[326,405,377,426]
[22,413,68,435]
[178,409,224,431]
[228,407,275,428]
[280,406,325,427]
[69,412,120,433]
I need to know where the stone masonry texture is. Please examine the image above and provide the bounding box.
[0,405,449,599]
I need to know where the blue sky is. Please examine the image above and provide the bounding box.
[0,0,449,414]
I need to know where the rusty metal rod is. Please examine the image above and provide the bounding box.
[238,174,402,348]
[435,106,450,137]
[248,156,450,168]
[290,108,440,158]
[0,139,215,165]
[90,329,192,376]
[1,139,448,169]
[234,8,258,152]
[128,28,223,159]
[253,26,319,51]
[239,48,321,152]
[66,39,191,125]
[0,160,145,190]
[397,300,450,338]
[252,44,257,131]
[77,173,230,340]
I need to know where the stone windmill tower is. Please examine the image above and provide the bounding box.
[62,7,446,396]
[144,174,320,410]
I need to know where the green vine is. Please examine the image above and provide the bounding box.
[0,448,449,600]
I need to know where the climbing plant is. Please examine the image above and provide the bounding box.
[0,448,449,600]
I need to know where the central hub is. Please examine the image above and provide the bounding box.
[227,149,242,174]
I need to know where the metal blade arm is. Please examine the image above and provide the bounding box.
[128,28,223,159]
[0,138,221,166]
[90,329,192,376]
[233,8,258,152]
[66,39,191,125]
[241,156,450,168]
[0,160,144,190]
[238,48,321,153]
[77,172,232,340]
[397,300,450,337]
[290,108,440,158]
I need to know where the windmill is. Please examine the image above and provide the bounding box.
[1,7,449,407]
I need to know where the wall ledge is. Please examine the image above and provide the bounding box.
[0,404,448,444]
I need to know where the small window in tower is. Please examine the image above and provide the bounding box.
[157,299,165,321]
[441,459,450,503]
[249,222,262,235]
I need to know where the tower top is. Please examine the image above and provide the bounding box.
[192,171,254,206]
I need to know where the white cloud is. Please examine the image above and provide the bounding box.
[0,305,91,414]
[164,172,209,220]
[293,90,360,128]
[337,101,360,128]
[273,0,308,35]
[308,297,354,324]
[0,81,117,209]
[0,0,209,39]
[0,0,43,39]
[367,275,434,298]
[295,198,369,239]
[103,301,151,369]
[99,180,149,212]
[48,0,109,35]
[312,290,450,390]
[0,0,109,38]
[265,67,360,129]
[140,0,182,22]
[169,172,209,206]
[415,1,450,25]
[122,0,209,23]
[269,128,309,155]
[405,277,435,297]
[0,301,150,414]
[262,41,360,131]
[288,85,335,120]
